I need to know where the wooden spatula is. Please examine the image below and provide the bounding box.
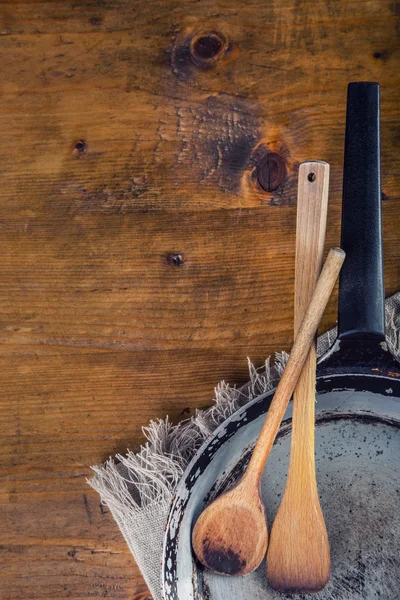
[192,245,344,576]
[267,161,331,592]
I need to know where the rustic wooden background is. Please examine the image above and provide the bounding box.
[1,0,399,598]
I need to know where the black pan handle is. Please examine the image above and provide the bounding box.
[337,82,385,342]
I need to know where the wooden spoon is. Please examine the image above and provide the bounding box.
[267,161,331,592]
[192,246,345,576]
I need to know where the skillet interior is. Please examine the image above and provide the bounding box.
[162,374,400,600]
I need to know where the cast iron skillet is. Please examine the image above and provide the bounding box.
[162,82,400,600]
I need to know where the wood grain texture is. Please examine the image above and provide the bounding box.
[267,161,330,592]
[0,0,399,598]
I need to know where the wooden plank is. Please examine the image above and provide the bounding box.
[0,0,399,598]
[0,488,151,599]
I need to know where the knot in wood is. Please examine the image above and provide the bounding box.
[255,151,286,192]
[167,252,184,267]
[73,140,87,155]
[189,31,228,68]
[90,17,103,26]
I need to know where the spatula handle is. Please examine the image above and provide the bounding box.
[292,160,330,476]
[246,247,345,481]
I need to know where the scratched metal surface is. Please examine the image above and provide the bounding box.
[162,379,400,599]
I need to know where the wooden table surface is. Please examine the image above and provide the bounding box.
[1,1,399,598]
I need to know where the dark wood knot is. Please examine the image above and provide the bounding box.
[190,31,228,68]
[167,252,184,267]
[73,140,87,155]
[90,17,103,26]
[373,50,390,61]
[255,151,286,192]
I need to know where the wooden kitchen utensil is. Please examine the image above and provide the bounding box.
[192,247,345,576]
[267,162,331,592]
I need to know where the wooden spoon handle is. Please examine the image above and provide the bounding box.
[292,161,330,480]
[294,161,330,334]
[245,247,345,482]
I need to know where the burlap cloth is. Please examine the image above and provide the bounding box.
[89,293,400,600]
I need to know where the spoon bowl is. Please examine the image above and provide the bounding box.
[192,476,267,576]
